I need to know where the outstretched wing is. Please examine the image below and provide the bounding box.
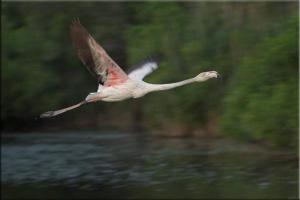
[128,59,158,80]
[70,19,128,86]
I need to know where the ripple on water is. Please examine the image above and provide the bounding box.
[1,132,298,199]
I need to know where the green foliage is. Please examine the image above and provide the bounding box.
[1,10,62,120]
[221,16,298,149]
[1,2,298,149]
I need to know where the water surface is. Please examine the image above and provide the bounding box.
[1,132,298,199]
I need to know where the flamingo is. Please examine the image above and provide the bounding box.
[40,19,220,118]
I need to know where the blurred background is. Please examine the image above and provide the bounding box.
[1,2,299,199]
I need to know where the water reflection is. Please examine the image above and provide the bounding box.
[1,132,298,199]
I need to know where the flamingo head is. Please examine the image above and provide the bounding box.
[194,71,220,82]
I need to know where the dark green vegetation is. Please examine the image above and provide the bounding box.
[1,2,298,150]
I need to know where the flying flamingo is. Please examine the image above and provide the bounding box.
[40,19,220,118]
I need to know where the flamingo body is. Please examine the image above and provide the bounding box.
[87,70,219,102]
[40,19,219,118]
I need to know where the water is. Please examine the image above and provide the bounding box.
[1,132,298,199]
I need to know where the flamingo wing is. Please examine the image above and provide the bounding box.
[128,59,158,80]
[70,19,128,86]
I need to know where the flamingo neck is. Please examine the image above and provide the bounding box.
[146,77,196,92]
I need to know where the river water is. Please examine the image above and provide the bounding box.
[1,132,298,199]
